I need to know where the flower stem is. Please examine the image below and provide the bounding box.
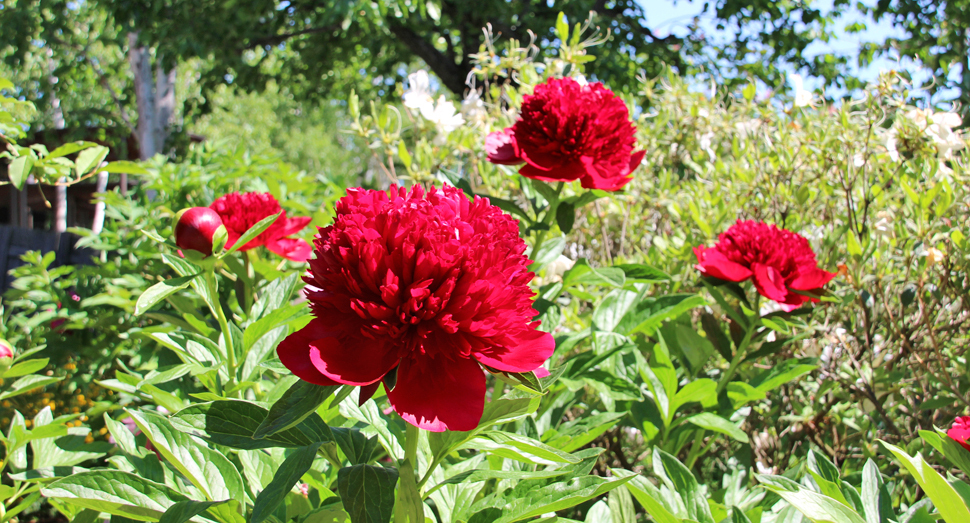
[528,182,565,269]
[205,269,237,396]
[395,424,424,523]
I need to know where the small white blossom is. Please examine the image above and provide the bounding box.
[460,89,487,126]
[790,73,814,107]
[403,70,435,114]
[873,211,893,240]
[421,96,464,137]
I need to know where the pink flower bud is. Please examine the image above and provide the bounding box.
[0,339,13,372]
[174,207,224,256]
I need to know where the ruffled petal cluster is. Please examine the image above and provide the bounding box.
[486,77,644,191]
[210,192,312,261]
[278,185,554,432]
[694,220,836,311]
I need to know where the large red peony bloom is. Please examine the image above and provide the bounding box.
[277,185,555,431]
[485,77,644,191]
[949,417,970,452]
[694,220,836,311]
[210,192,312,262]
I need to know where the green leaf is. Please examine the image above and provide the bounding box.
[556,11,569,42]
[224,212,281,256]
[685,412,749,443]
[561,259,626,288]
[0,357,49,379]
[556,201,575,234]
[158,500,227,523]
[922,428,970,478]
[135,274,200,316]
[531,235,566,269]
[170,400,332,450]
[128,410,246,503]
[654,448,715,523]
[614,263,671,282]
[9,155,33,190]
[332,428,381,465]
[471,431,581,465]
[255,381,339,440]
[749,359,817,394]
[47,142,95,159]
[101,161,151,175]
[861,459,894,523]
[881,440,970,523]
[75,145,109,176]
[252,443,323,523]
[472,475,634,523]
[757,474,866,523]
[426,469,568,498]
[337,465,399,523]
[612,470,679,523]
[42,471,190,520]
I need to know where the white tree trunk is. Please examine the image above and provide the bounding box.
[154,61,176,153]
[128,32,156,161]
[91,170,109,234]
[49,51,67,232]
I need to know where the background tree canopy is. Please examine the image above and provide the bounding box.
[1,0,967,162]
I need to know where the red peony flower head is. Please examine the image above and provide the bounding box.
[210,192,312,262]
[694,220,837,311]
[949,417,970,452]
[277,185,555,432]
[485,77,645,191]
[174,207,224,256]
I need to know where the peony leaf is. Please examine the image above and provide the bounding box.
[135,274,199,316]
[254,380,339,440]
[861,459,895,523]
[128,410,246,503]
[0,357,49,380]
[251,443,322,523]
[42,470,190,521]
[8,155,33,190]
[74,145,109,177]
[555,201,575,233]
[222,211,281,257]
[0,374,62,400]
[337,465,399,523]
[469,474,634,523]
[881,440,970,523]
[158,500,227,523]
[653,448,716,523]
[611,469,681,523]
[757,474,866,523]
[171,400,332,450]
[331,427,382,465]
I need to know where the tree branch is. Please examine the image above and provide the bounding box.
[385,17,468,94]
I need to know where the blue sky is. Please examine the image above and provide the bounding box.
[638,0,953,103]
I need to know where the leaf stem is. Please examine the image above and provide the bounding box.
[205,269,237,396]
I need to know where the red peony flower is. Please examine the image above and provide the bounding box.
[694,220,836,311]
[174,207,224,256]
[485,77,645,191]
[277,185,555,432]
[210,192,312,262]
[949,417,970,452]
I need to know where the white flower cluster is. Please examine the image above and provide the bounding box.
[883,108,966,173]
[402,70,464,139]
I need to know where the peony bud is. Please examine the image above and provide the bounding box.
[174,207,225,256]
[0,339,13,373]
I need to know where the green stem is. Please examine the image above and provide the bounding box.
[716,295,760,395]
[395,424,423,523]
[528,182,565,269]
[205,270,237,395]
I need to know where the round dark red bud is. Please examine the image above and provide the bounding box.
[174,207,224,256]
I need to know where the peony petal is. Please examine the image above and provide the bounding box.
[473,327,554,373]
[751,263,790,303]
[694,247,753,282]
[485,129,523,165]
[267,238,313,262]
[387,356,486,432]
[277,320,341,386]
[628,150,646,172]
[276,215,312,238]
[308,334,398,386]
[789,267,837,291]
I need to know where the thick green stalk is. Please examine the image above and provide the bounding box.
[395,424,424,522]
[204,270,237,395]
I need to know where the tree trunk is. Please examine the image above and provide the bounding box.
[128,32,156,161]
[49,51,67,232]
